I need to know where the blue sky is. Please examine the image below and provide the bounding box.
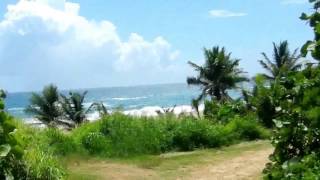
[0,0,313,92]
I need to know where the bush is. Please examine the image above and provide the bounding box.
[264,153,320,179]
[172,118,230,151]
[0,91,28,179]
[172,118,210,151]
[12,111,269,170]
[263,67,320,179]
[81,132,109,154]
[250,75,277,128]
[204,100,247,123]
[224,115,270,141]
[98,113,172,156]
[10,121,67,179]
[65,112,270,157]
[43,128,78,156]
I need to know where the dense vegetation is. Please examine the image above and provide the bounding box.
[263,1,320,179]
[1,0,320,179]
[18,113,269,156]
[0,90,26,179]
[187,46,248,101]
[10,112,269,179]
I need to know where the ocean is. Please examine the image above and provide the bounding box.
[5,83,241,120]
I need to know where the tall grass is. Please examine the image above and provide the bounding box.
[12,112,270,179]
[70,113,270,157]
[12,120,67,179]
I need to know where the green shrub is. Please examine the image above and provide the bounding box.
[12,111,269,168]
[0,91,28,179]
[172,118,214,151]
[10,121,66,179]
[260,2,320,172]
[43,128,78,156]
[67,112,269,157]
[250,75,277,128]
[172,118,234,151]
[224,115,270,141]
[81,132,109,154]
[204,100,247,123]
[264,153,320,179]
[71,120,102,144]
[98,113,171,156]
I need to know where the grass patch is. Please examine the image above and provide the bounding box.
[66,141,272,180]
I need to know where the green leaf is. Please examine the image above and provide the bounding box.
[273,120,283,128]
[316,24,320,34]
[0,144,11,157]
[0,101,4,110]
[300,13,309,20]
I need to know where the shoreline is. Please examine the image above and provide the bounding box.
[22,104,205,126]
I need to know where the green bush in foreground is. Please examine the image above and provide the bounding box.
[263,1,320,179]
[13,121,67,179]
[69,113,269,157]
[225,115,270,141]
[82,132,109,154]
[0,90,28,179]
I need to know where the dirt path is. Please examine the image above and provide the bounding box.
[186,147,273,180]
[67,141,273,180]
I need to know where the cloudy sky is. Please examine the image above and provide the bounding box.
[0,0,312,92]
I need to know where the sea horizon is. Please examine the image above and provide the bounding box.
[5,83,204,119]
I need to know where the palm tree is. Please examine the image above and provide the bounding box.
[89,102,109,117]
[187,46,248,101]
[25,84,62,127]
[259,41,301,80]
[60,91,89,125]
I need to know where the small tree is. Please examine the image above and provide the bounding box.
[187,46,248,101]
[25,84,62,127]
[259,41,301,80]
[60,91,89,126]
[264,1,320,178]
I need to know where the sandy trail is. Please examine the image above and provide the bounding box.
[186,148,273,180]
[68,142,273,180]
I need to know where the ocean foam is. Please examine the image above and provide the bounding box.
[23,104,204,126]
[111,96,149,101]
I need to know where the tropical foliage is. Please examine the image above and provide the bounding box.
[300,0,320,61]
[25,84,62,127]
[25,85,103,128]
[0,90,27,179]
[89,102,109,117]
[263,1,320,178]
[259,41,301,80]
[3,0,320,179]
[187,46,248,101]
[60,91,89,126]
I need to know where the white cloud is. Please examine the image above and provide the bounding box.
[0,0,182,91]
[281,0,307,5]
[209,10,247,18]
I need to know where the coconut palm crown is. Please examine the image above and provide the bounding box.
[25,84,62,126]
[60,91,89,125]
[187,46,248,101]
[259,41,301,80]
